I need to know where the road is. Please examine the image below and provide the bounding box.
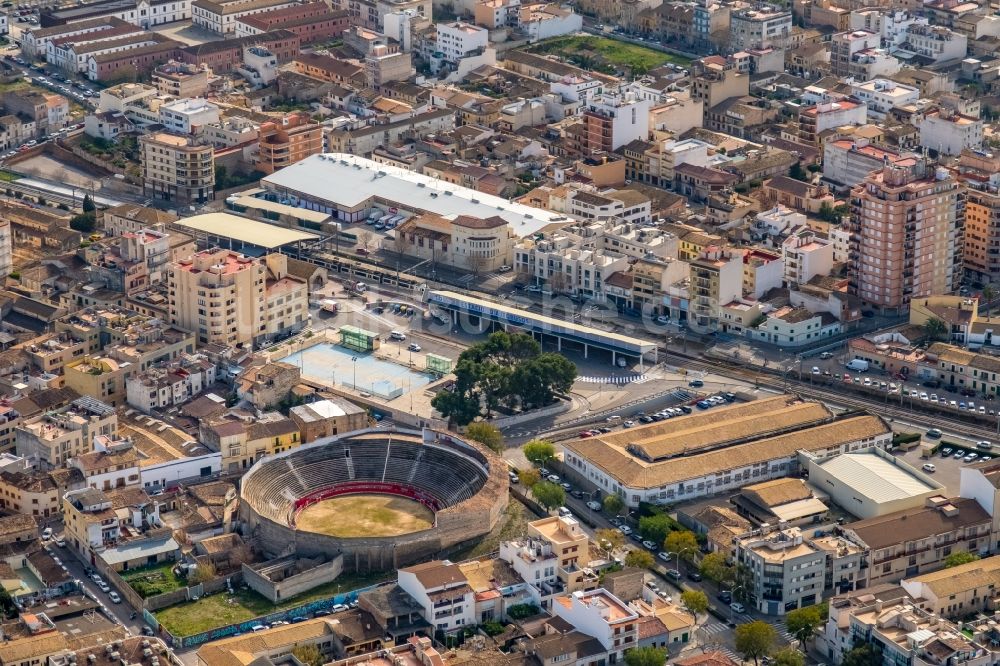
[43,536,148,638]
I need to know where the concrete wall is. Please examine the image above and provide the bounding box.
[242,555,344,603]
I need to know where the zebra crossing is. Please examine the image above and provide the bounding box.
[768,620,797,644]
[577,373,651,385]
[701,621,730,637]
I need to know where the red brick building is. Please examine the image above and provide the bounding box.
[177,29,300,73]
[235,2,349,44]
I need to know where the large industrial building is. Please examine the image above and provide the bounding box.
[259,153,565,236]
[561,395,892,506]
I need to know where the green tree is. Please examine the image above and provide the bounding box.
[214,165,229,190]
[431,387,480,426]
[788,162,808,182]
[923,317,948,342]
[523,439,557,467]
[984,284,997,316]
[291,645,324,666]
[595,528,625,556]
[680,589,708,618]
[518,468,540,487]
[623,646,667,666]
[638,514,674,545]
[81,193,95,213]
[785,606,823,646]
[664,530,699,562]
[69,211,97,233]
[841,644,881,666]
[772,647,805,666]
[699,552,733,584]
[466,422,503,453]
[735,621,777,666]
[603,493,626,517]
[944,551,980,568]
[531,481,565,511]
[624,548,655,569]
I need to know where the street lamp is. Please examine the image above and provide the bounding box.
[351,356,358,389]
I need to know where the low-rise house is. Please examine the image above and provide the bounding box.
[288,398,368,442]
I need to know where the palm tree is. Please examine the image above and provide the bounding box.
[924,317,948,342]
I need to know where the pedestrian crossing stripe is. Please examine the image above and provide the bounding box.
[578,374,650,385]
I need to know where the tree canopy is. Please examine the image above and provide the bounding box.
[735,621,776,666]
[699,552,734,585]
[431,332,576,425]
[772,647,805,666]
[923,317,948,342]
[623,646,667,666]
[664,530,699,561]
[841,644,881,666]
[595,528,624,556]
[638,514,675,546]
[785,606,823,645]
[681,589,708,618]
[531,481,565,510]
[517,468,540,487]
[466,422,503,453]
[944,551,980,568]
[624,549,655,569]
[603,494,626,517]
[523,439,557,466]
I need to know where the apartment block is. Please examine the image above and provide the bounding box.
[841,496,992,588]
[435,21,488,64]
[256,112,324,174]
[552,589,639,664]
[168,249,307,348]
[689,245,743,333]
[140,131,215,204]
[234,2,349,43]
[956,150,1000,284]
[848,160,964,312]
[581,91,651,154]
[499,515,599,609]
[730,6,793,50]
[15,397,117,468]
[63,356,133,406]
[736,525,826,615]
[398,560,476,634]
[152,60,210,98]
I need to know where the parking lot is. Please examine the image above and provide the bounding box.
[892,434,995,496]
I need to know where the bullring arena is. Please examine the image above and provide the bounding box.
[239,428,509,571]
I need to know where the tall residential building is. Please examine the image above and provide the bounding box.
[955,149,1000,285]
[256,112,323,174]
[140,131,215,204]
[830,29,880,77]
[689,245,743,333]
[848,160,964,312]
[168,248,308,348]
[689,56,749,109]
[581,91,651,154]
[729,6,792,50]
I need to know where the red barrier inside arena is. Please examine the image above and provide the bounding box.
[292,481,444,522]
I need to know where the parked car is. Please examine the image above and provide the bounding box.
[546,474,560,483]
[730,602,745,613]
[657,552,671,562]
[642,540,657,550]
[717,590,732,603]
[666,569,681,580]
[586,501,602,511]
[41,527,52,540]
[407,343,421,352]
[688,379,704,388]
[108,591,121,603]
[922,463,936,473]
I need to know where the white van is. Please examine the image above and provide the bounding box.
[558,507,572,518]
[390,330,406,341]
[846,359,870,372]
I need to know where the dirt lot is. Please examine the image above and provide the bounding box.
[11,154,103,190]
[295,494,434,537]
[149,21,218,45]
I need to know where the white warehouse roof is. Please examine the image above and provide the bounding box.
[813,451,941,504]
[261,153,569,237]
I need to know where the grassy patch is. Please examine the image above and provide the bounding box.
[121,562,186,598]
[526,36,688,75]
[153,569,391,637]
[0,80,28,94]
[0,171,19,182]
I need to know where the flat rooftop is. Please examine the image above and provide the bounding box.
[173,212,319,249]
[261,154,566,238]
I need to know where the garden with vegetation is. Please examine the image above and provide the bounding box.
[526,36,690,76]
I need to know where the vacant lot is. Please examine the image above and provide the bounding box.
[121,562,186,598]
[12,154,103,189]
[153,570,391,637]
[526,35,689,75]
[296,494,434,537]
